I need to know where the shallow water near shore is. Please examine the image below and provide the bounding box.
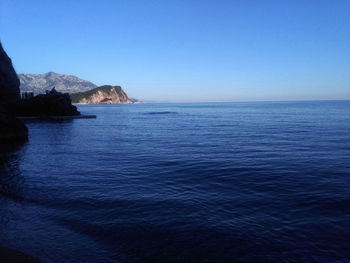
[1,101,350,262]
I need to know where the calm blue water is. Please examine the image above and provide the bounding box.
[1,101,350,262]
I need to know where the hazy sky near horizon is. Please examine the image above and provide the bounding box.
[1,0,349,102]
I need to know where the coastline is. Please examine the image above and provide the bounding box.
[16,114,96,121]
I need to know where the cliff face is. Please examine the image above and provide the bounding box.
[0,42,28,144]
[19,72,97,94]
[0,43,20,103]
[0,109,28,143]
[70,85,132,104]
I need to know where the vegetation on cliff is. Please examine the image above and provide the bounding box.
[70,85,132,104]
[9,88,80,117]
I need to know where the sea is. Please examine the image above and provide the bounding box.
[0,101,350,263]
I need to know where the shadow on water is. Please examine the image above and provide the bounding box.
[0,144,42,263]
[0,144,26,200]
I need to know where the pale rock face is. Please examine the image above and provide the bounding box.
[0,42,20,103]
[72,86,132,104]
[19,72,97,94]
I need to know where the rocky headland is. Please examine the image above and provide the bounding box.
[70,85,132,104]
[19,72,137,104]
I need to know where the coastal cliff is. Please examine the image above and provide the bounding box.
[0,42,28,143]
[0,42,21,103]
[70,85,132,104]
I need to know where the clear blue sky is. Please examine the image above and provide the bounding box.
[1,0,349,101]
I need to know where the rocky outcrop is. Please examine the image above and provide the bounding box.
[0,106,28,143]
[19,72,97,94]
[70,85,132,104]
[0,42,20,103]
[9,88,80,117]
[0,42,28,144]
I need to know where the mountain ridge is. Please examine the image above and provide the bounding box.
[19,72,97,94]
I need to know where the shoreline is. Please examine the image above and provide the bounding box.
[16,114,96,121]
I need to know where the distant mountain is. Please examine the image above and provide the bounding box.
[70,85,132,104]
[18,72,97,94]
[129,97,140,104]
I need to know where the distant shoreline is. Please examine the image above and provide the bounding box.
[76,99,349,104]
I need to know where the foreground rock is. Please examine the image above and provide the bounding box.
[70,85,132,104]
[9,88,80,117]
[0,42,21,103]
[0,107,28,144]
[0,42,28,144]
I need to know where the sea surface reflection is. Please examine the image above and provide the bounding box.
[1,101,350,262]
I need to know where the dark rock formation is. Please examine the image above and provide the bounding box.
[70,85,132,104]
[9,88,80,117]
[0,106,28,144]
[0,42,28,144]
[0,42,20,103]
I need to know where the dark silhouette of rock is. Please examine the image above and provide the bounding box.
[0,106,28,144]
[0,42,20,103]
[9,87,80,117]
[0,42,28,144]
